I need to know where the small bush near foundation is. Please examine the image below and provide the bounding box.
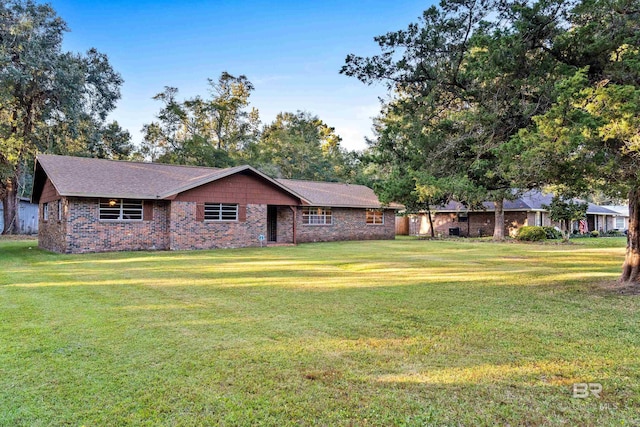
[542,226,563,240]
[590,230,600,238]
[516,226,547,242]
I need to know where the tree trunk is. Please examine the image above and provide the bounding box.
[426,205,435,238]
[621,187,640,283]
[493,198,505,241]
[2,178,19,234]
[563,219,570,242]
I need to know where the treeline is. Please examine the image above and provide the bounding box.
[0,0,368,234]
[136,73,365,183]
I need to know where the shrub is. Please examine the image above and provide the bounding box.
[542,226,563,240]
[516,226,547,242]
[590,230,600,238]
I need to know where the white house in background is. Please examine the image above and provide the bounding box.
[0,197,39,234]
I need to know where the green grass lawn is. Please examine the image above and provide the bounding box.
[1,237,638,426]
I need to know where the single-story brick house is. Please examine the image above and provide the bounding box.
[401,190,624,237]
[32,155,400,254]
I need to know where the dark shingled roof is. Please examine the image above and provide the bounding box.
[32,155,399,209]
[277,178,402,209]
[34,155,230,200]
[435,190,619,216]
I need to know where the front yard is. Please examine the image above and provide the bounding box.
[0,237,638,425]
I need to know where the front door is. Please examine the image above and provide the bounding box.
[267,205,277,242]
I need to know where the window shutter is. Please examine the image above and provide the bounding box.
[239,205,247,222]
[143,202,154,221]
[196,203,205,222]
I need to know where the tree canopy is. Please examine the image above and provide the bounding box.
[342,0,563,240]
[343,0,640,281]
[0,0,126,233]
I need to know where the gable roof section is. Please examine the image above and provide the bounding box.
[277,178,402,209]
[32,155,308,203]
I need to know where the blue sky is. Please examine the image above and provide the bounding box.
[49,0,432,151]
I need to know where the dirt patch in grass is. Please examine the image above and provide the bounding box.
[596,279,640,296]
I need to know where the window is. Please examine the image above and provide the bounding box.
[99,199,143,221]
[43,202,49,221]
[615,217,625,229]
[366,209,384,225]
[302,207,332,225]
[204,203,238,221]
[457,212,468,222]
[57,200,63,221]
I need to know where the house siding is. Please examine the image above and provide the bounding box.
[169,201,267,250]
[174,172,300,206]
[295,207,395,243]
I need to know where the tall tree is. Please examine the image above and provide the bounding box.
[0,0,123,233]
[505,0,640,283]
[250,111,352,181]
[342,0,563,240]
[139,73,259,167]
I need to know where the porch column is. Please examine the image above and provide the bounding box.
[289,206,297,245]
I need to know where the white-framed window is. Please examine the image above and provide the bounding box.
[366,209,384,225]
[57,200,63,221]
[615,217,625,229]
[43,202,49,221]
[302,207,332,225]
[99,199,143,221]
[204,203,238,221]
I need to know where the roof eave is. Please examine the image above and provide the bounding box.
[60,192,161,200]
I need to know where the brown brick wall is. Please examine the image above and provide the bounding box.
[295,208,395,243]
[169,201,268,250]
[276,206,294,244]
[38,198,67,253]
[43,198,171,254]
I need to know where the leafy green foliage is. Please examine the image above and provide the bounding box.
[542,196,588,240]
[342,0,565,239]
[139,82,360,181]
[248,111,354,181]
[515,226,547,241]
[139,74,259,167]
[541,226,563,240]
[0,0,124,233]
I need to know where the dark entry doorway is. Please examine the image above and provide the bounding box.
[267,205,277,242]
